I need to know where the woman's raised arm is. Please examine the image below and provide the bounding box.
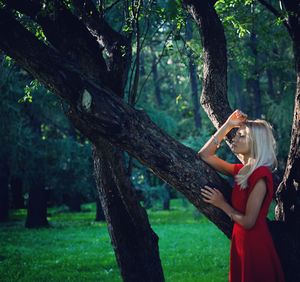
[197,110,247,176]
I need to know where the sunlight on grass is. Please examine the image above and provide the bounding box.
[0,200,230,282]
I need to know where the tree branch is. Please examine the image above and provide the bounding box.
[72,0,132,97]
[6,0,110,86]
[182,0,232,129]
[66,81,234,238]
[0,2,234,239]
[257,0,291,33]
[0,8,82,104]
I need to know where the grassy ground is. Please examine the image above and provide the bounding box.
[0,199,275,282]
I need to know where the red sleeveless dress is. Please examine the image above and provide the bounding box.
[230,164,285,282]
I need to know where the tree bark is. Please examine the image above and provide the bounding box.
[95,197,105,221]
[183,0,232,129]
[0,159,10,222]
[0,5,166,280]
[93,143,164,282]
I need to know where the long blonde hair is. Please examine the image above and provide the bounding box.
[235,120,277,189]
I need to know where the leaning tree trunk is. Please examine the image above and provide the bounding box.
[0,2,234,237]
[95,197,105,222]
[93,142,164,282]
[0,3,165,280]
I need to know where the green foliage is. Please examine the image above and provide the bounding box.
[0,58,96,208]
[147,107,178,137]
[264,94,294,161]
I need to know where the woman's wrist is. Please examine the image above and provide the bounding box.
[223,120,234,132]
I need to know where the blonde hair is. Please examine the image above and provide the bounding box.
[235,120,277,189]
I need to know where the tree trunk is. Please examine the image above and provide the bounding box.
[93,142,164,282]
[272,4,300,280]
[0,160,9,222]
[185,1,300,281]
[0,0,235,239]
[25,177,49,228]
[95,197,105,222]
[162,185,171,211]
[183,0,232,129]
[10,176,24,209]
[66,192,81,212]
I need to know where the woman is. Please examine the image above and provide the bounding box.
[199,109,285,282]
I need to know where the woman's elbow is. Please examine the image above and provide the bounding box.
[197,150,210,160]
[242,218,256,230]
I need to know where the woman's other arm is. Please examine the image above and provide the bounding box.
[201,179,267,230]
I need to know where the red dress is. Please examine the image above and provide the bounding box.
[230,164,285,282]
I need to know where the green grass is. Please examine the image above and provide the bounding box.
[0,200,231,282]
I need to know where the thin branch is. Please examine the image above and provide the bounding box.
[104,0,122,13]
[257,0,291,33]
[136,30,173,104]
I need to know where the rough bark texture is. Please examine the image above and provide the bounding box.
[183,0,232,129]
[0,3,164,280]
[0,2,234,238]
[255,1,300,280]
[95,197,105,221]
[93,143,164,282]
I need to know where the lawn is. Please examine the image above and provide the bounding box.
[0,198,274,282]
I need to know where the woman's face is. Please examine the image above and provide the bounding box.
[232,125,251,156]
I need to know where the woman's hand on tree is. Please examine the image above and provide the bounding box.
[226,109,247,128]
[201,185,226,209]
